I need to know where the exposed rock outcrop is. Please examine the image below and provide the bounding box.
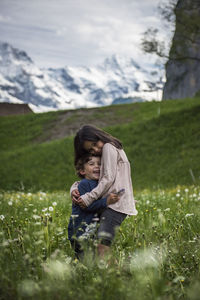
[163,0,200,100]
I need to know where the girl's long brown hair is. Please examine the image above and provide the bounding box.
[74,124,122,165]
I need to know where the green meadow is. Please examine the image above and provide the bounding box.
[0,97,200,191]
[0,97,200,299]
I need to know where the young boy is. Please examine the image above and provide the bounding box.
[68,153,119,259]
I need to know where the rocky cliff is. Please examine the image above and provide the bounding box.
[163,0,200,100]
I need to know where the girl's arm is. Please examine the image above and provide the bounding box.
[80,143,118,206]
[70,181,80,203]
[70,181,79,195]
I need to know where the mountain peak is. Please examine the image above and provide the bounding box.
[0,41,33,64]
[100,54,141,72]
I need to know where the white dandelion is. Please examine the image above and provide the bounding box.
[185,213,194,218]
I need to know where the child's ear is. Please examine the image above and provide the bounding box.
[79,169,85,176]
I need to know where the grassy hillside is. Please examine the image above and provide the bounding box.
[0,97,200,191]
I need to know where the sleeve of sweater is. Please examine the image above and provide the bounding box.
[78,180,107,212]
[81,143,118,206]
[69,181,79,195]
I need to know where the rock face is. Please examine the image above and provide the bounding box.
[163,0,200,100]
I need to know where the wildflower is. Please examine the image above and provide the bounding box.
[52,202,57,206]
[45,213,50,217]
[24,208,28,211]
[32,215,41,220]
[27,193,32,196]
[176,193,180,198]
[0,215,5,221]
[42,208,47,212]
[34,222,41,226]
[8,201,13,206]
[185,188,189,193]
[71,214,79,219]
[185,213,194,218]
[172,276,185,283]
[49,206,53,212]
[164,208,170,212]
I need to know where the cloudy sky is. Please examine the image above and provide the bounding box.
[0,0,167,68]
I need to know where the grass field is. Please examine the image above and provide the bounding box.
[1,186,200,299]
[0,97,200,191]
[0,97,200,299]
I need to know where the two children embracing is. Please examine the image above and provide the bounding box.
[68,124,137,259]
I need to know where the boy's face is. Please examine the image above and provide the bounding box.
[80,156,101,180]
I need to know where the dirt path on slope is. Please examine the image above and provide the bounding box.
[36,104,137,143]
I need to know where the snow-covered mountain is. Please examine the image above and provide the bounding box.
[0,42,164,112]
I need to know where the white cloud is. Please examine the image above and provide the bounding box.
[0,0,168,68]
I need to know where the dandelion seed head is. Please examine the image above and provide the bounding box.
[0,215,5,221]
[130,246,166,271]
[52,202,57,206]
[18,279,40,297]
[42,259,72,279]
[8,201,13,206]
[48,206,53,212]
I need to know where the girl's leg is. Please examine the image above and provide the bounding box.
[97,243,110,257]
[97,208,126,258]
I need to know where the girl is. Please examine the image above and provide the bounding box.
[71,124,137,257]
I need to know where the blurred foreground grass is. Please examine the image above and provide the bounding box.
[0,186,200,300]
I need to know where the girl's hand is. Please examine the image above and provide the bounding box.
[107,193,120,205]
[77,197,87,209]
[71,189,80,204]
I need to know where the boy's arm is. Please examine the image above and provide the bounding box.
[78,180,107,212]
[80,144,118,206]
